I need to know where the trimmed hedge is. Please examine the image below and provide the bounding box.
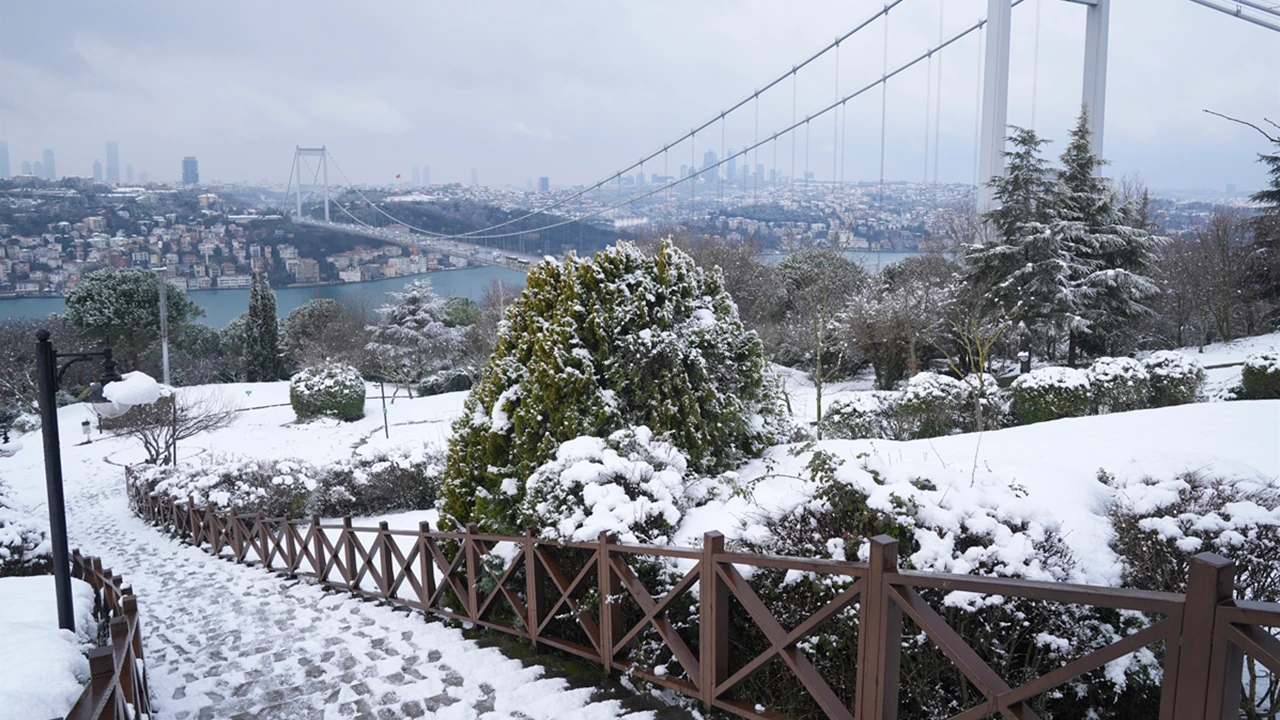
[1142,351,1205,407]
[290,362,366,422]
[1241,349,1280,400]
[1087,357,1150,414]
[1010,367,1091,425]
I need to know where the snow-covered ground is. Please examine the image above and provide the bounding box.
[0,575,98,720]
[0,400,652,720]
[1159,330,1280,400]
[2,331,1277,716]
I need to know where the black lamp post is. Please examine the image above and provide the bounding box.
[35,328,123,632]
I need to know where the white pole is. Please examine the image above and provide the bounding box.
[1082,0,1111,158]
[977,0,1012,212]
[295,147,303,221]
[322,146,330,223]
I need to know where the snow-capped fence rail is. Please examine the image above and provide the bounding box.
[55,550,152,720]
[133,489,1280,720]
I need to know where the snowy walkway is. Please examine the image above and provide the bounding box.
[5,404,658,720]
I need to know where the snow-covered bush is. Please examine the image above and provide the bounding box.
[1109,470,1280,715]
[958,372,1008,432]
[0,481,49,577]
[311,447,445,518]
[740,449,1154,718]
[819,392,900,440]
[1141,351,1205,407]
[517,427,708,545]
[893,372,968,439]
[1241,348,1280,400]
[1010,367,1091,425]
[289,362,366,422]
[131,457,316,518]
[443,239,784,532]
[1087,357,1150,414]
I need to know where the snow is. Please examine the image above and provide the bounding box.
[1147,330,1280,400]
[101,370,163,409]
[0,575,98,720]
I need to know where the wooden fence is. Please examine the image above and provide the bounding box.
[134,490,1280,720]
[56,550,152,720]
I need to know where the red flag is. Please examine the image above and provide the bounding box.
[396,173,401,179]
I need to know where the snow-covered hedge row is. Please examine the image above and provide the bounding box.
[129,446,443,519]
[821,373,1007,441]
[0,481,49,577]
[1143,351,1207,407]
[1241,348,1280,400]
[289,362,366,422]
[1010,367,1091,425]
[517,426,714,545]
[1087,357,1150,414]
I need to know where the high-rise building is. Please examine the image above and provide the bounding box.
[635,171,644,186]
[138,172,148,185]
[411,166,420,185]
[33,161,43,178]
[0,140,9,179]
[182,156,199,185]
[21,160,32,176]
[756,164,765,184]
[702,151,717,180]
[726,150,736,186]
[42,149,56,179]
[106,142,120,183]
[126,165,133,184]
[93,159,103,183]
[680,164,689,178]
[538,176,550,192]
[470,168,478,186]
[423,165,430,185]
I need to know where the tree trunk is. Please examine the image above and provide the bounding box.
[1067,332,1078,367]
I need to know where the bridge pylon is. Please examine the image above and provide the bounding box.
[291,146,330,223]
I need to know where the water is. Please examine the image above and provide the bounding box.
[756,250,926,271]
[0,266,529,329]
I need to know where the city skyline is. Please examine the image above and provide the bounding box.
[0,1,1277,190]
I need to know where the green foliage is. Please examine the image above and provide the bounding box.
[1142,351,1205,407]
[1010,368,1092,425]
[894,372,968,439]
[1241,349,1280,400]
[0,480,50,577]
[63,268,204,366]
[1087,357,1150,414]
[441,239,784,531]
[244,272,283,381]
[289,362,366,422]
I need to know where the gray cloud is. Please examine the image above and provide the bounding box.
[1,0,1276,191]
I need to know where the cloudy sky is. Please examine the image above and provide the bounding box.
[2,0,1277,193]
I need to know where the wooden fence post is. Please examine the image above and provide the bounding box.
[379,521,395,599]
[284,514,297,573]
[525,529,543,648]
[228,507,242,561]
[342,517,356,586]
[856,535,902,720]
[110,615,134,702]
[420,521,435,611]
[87,646,117,719]
[186,496,197,542]
[700,531,729,708]
[598,532,621,673]
[1173,552,1237,720]
[255,511,268,567]
[465,524,481,622]
[311,515,325,580]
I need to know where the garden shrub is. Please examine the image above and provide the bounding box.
[417,368,473,397]
[311,447,445,518]
[959,372,1008,432]
[819,392,900,440]
[1010,367,1091,425]
[1141,351,1205,407]
[893,372,967,439]
[1087,357,1150,414]
[0,481,50,577]
[290,362,366,422]
[1241,349,1280,400]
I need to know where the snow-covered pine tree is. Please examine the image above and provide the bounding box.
[1053,107,1160,360]
[1249,123,1280,324]
[364,278,463,398]
[964,127,1082,360]
[440,239,785,532]
[64,267,204,368]
[244,272,282,382]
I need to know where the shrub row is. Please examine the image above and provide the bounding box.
[0,480,49,577]
[1241,348,1280,400]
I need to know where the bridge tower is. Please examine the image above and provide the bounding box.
[978,0,1111,210]
[292,146,330,222]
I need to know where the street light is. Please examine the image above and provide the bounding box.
[35,328,125,631]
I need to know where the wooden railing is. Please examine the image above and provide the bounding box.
[135,490,1280,720]
[56,550,153,720]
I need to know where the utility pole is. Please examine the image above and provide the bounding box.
[154,266,170,386]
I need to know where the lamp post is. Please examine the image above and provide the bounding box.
[152,266,171,387]
[35,329,125,632]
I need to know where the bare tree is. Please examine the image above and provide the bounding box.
[107,390,237,465]
[933,305,1010,433]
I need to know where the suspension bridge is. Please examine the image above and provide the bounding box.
[284,0,1279,272]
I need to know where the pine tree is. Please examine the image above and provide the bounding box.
[1053,107,1160,360]
[365,279,463,397]
[244,272,282,382]
[440,239,785,531]
[64,268,204,368]
[964,127,1082,359]
[1249,123,1280,323]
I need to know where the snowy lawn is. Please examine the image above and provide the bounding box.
[0,575,98,720]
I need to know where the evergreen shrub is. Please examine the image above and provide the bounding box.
[894,372,967,439]
[1241,349,1280,400]
[290,362,366,422]
[0,481,50,577]
[1010,367,1091,425]
[1141,351,1205,407]
[1086,357,1150,414]
[819,392,900,440]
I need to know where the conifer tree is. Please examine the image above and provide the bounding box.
[440,239,784,531]
[365,279,463,397]
[1249,121,1280,323]
[244,272,282,382]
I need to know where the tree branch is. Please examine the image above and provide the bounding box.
[1203,109,1280,143]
